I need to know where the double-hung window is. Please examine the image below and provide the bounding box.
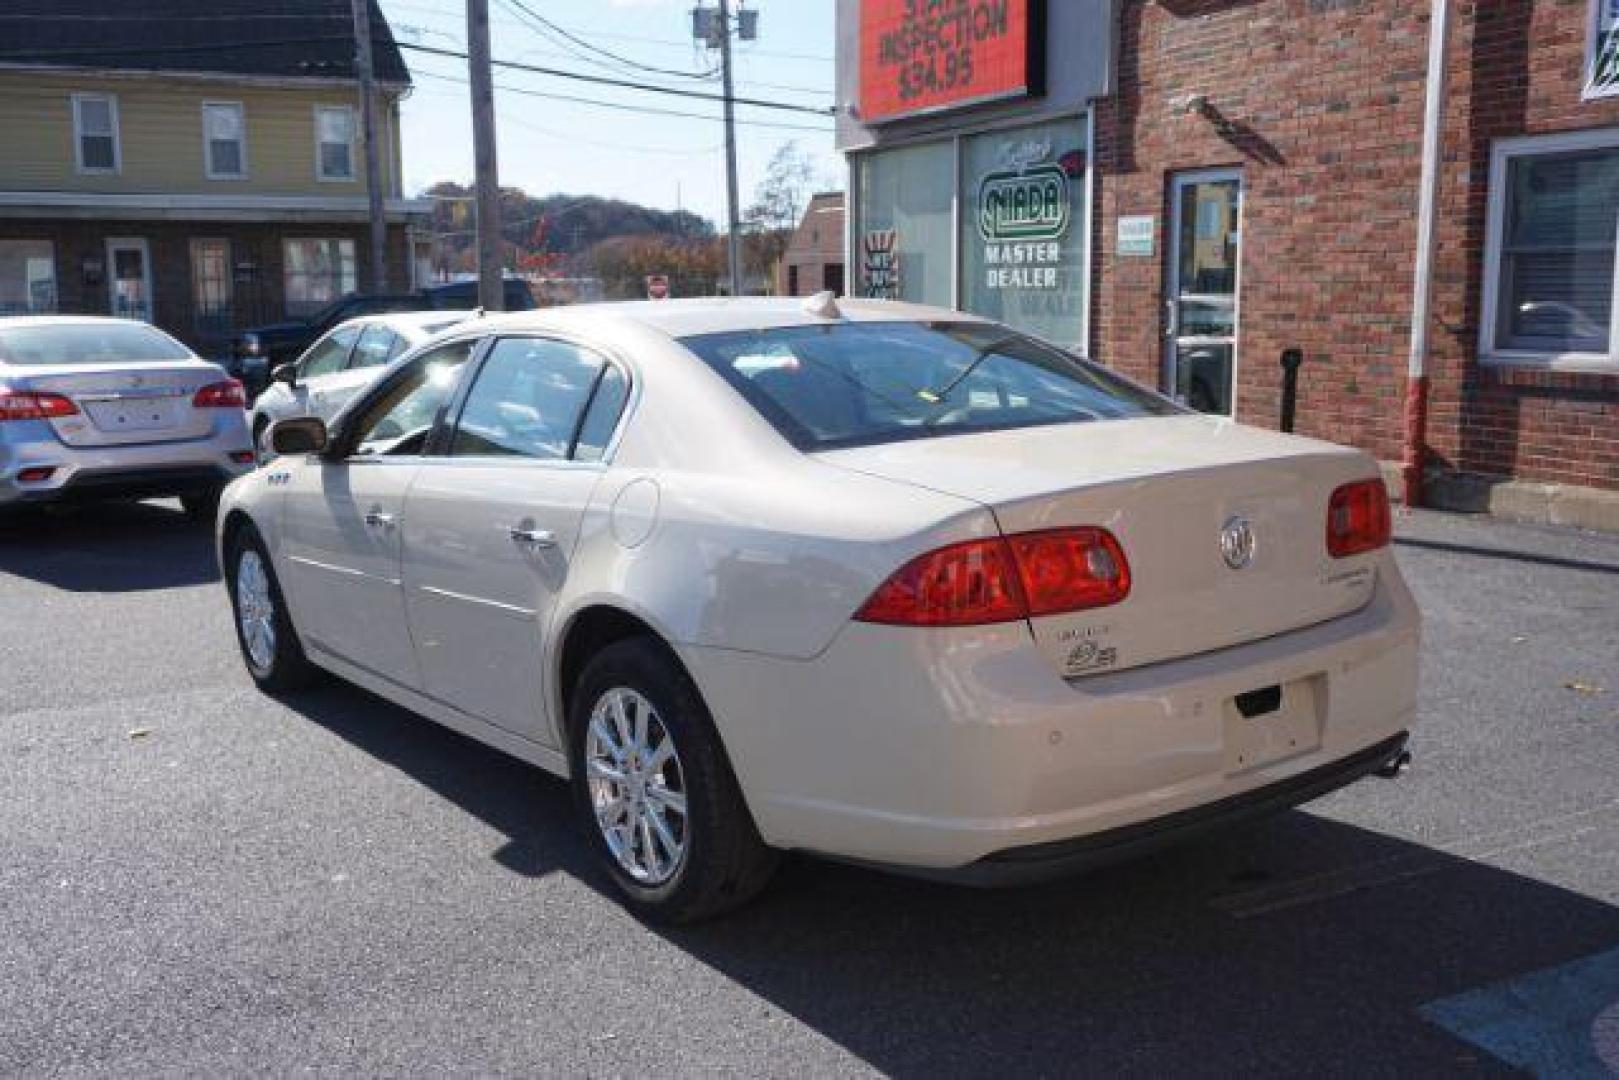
[203,102,247,179]
[1483,128,1619,370]
[72,93,120,174]
[315,105,356,182]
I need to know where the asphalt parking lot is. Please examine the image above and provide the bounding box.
[2,502,1616,1077]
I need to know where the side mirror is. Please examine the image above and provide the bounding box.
[271,362,299,389]
[269,416,329,456]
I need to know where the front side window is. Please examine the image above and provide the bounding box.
[190,239,232,333]
[203,102,247,179]
[300,325,360,379]
[449,338,611,460]
[315,106,356,181]
[0,240,56,315]
[72,93,120,173]
[284,238,357,317]
[350,340,478,456]
[683,321,1178,452]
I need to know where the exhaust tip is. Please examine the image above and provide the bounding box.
[1374,748,1412,779]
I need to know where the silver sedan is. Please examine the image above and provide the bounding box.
[0,316,254,517]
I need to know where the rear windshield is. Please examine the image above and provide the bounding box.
[681,321,1180,451]
[0,323,192,366]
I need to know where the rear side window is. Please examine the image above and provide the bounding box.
[0,322,190,365]
[681,321,1179,451]
[448,337,610,461]
[573,364,628,463]
[350,326,397,369]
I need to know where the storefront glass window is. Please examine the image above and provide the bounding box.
[854,139,953,306]
[0,240,57,315]
[960,117,1088,346]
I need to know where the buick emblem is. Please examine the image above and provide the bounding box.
[1220,516,1256,570]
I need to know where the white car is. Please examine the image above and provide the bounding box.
[248,310,474,455]
[1,316,253,517]
[217,296,1419,922]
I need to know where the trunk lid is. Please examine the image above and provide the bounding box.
[9,360,228,447]
[819,415,1385,677]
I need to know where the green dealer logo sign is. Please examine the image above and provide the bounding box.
[977,164,1070,242]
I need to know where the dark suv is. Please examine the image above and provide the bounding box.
[228,279,536,395]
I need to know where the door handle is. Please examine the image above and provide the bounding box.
[364,509,396,530]
[1165,297,1179,339]
[506,525,557,548]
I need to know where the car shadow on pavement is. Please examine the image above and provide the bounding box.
[282,680,1619,1076]
[0,500,219,592]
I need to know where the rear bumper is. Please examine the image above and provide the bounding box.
[682,551,1421,871]
[0,422,253,507]
[923,733,1410,886]
[6,464,240,505]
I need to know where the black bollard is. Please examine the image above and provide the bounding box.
[1279,348,1303,433]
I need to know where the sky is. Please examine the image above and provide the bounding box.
[378,0,842,231]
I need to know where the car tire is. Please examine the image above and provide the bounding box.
[181,486,222,522]
[569,637,779,923]
[226,525,319,694]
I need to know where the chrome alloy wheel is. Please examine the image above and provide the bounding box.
[236,550,277,673]
[584,687,689,886]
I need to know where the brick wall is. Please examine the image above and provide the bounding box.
[1093,0,1619,491]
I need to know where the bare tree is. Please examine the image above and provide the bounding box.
[746,141,817,293]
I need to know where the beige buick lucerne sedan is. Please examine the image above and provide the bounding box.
[218,296,1419,922]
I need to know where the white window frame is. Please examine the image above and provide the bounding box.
[1480,127,1619,373]
[313,105,356,183]
[201,100,248,180]
[71,92,121,175]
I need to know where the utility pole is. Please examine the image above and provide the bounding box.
[351,0,387,293]
[717,0,743,297]
[466,0,505,310]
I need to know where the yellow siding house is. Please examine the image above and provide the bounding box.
[0,1,429,354]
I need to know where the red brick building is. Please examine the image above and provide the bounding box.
[836,0,1619,523]
[776,192,847,297]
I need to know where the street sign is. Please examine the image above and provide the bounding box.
[645,274,670,300]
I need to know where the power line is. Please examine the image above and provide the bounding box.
[410,68,831,134]
[497,0,719,82]
[398,40,833,117]
[382,0,834,62]
[395,19,828,99]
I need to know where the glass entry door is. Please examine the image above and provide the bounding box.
[1164,170,1242,415]
[106,237,153,322]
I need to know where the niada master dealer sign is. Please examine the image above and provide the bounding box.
[976,141,1075,290]
[859,0,1043,124]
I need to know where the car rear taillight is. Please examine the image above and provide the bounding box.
[0,389,78,422]
[1327,479,1391,558]
[193,379,247,409]
[1007,528,1132,617]
[855,527,1131,627]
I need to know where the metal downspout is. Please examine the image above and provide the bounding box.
[1404,0,1454,507]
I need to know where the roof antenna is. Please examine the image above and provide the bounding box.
[801,290,841,320]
